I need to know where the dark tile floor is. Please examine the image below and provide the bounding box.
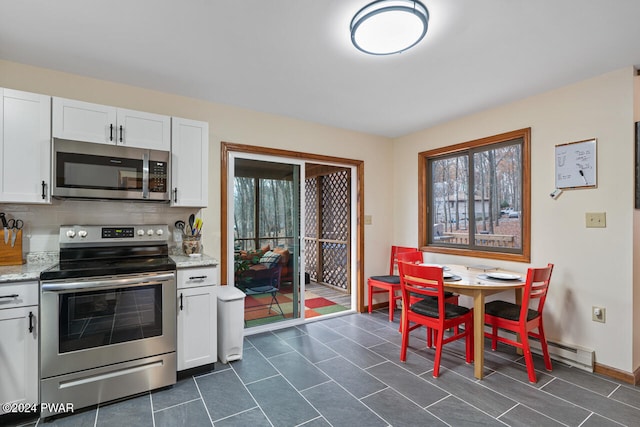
[13,310,640,426]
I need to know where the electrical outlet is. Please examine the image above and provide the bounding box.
[586,212,606,228]
[592,306,606,323]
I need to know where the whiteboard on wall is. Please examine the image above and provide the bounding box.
[555,139,597,189]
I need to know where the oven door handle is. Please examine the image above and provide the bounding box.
[41,273,175,292]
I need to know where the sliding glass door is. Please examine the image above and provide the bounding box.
[228,153,304,329]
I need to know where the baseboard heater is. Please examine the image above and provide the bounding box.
[498,331,594,372]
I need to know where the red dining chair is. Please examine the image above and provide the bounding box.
[396,251,459,335]
[396,252,459,305]
[368,246,417,321]
[484,263,554,383]
[398,262,473,378]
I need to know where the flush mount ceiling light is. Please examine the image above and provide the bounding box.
[350,0,429,55]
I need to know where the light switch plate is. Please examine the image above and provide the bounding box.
[364,215,372,225]
[586,212,606,228]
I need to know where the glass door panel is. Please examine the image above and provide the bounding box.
[232,157,303,328]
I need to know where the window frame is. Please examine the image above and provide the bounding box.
[418,128,531,263]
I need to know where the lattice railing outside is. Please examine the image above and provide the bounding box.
[305,169,350,291]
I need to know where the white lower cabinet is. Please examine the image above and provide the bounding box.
[0,281,38,415]
[177,267,217,371]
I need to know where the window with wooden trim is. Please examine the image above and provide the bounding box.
[419,128,531,262]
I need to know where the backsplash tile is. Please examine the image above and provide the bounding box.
[0,199,199,252]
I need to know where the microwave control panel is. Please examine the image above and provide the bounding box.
[149,161,168,193]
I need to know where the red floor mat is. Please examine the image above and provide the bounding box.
[304,297,335,309]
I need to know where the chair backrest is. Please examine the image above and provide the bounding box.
[398,261,446,314]
[396,250,423,265]
[245,264,283,290]
[390,246,418,274]
[521,263,554,321]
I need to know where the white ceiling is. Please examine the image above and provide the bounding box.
[2,0,640,138]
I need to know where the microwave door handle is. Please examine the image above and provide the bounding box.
[142,152,149,199]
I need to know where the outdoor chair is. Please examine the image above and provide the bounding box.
[237,264,284,318]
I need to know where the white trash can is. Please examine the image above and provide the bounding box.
[217,285,246,363]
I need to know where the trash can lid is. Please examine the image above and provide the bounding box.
[217,285,246,301]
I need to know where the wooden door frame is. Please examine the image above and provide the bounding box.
[221,142,365,312]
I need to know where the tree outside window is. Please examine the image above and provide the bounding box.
[419,128,531,262]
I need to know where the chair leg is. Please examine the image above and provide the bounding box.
[426,327,433,348]
[520,328,537,383]
[400,316,410,362]
[388,289,395,322]
[491,324,498,350]
[432,328,445,377]
[537,322,553,371]
[368,283,373,314]
[268,292,285,317]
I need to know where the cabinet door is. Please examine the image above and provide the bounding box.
[177,286,217,371]
[171,117,209,207]
[0,306,38,414]
[117,108,170,150]
[1,89,51,203]
[52,97,117,145]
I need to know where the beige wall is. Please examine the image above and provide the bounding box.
[394,67,636,374]
[0,60,394,286]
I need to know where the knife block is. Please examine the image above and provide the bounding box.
[0,229,25,266]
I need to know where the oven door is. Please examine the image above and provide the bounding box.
[40,271,176,379]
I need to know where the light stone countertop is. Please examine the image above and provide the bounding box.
[170,253,219,269]
[0,251,218,283]
[0,252,58,283]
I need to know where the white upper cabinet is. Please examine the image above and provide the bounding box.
[171,117,209,207]
[0,88,51,203]
[117,108,171,150]
[52,97,170,151]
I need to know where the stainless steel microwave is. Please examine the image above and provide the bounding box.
[52,139,170,201]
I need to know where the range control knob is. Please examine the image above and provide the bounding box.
[78,230,88,238]
[65,230,76,238]
[156,229,164,236]
[147,229,154,236]
[137,229,145,237]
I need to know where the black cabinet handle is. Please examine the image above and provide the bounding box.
[189,276,207,280]
[28,311,34,333]
[173,188,178,203]
[0,294,19,299]
[119,125,123,142]
[179,293,183,311]
[41,180,47,199]
[109,124,114,141]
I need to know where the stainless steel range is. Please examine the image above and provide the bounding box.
[39,225,176,418]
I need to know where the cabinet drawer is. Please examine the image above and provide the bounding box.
[177,267,217,289]
[0,281,38,308]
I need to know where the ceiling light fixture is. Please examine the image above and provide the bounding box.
[350,0,429,55]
